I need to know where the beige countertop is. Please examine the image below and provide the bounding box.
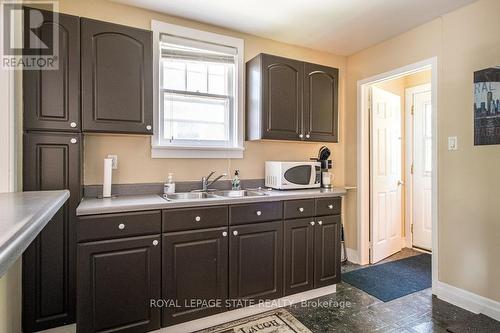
[76,187,347,216]
[0,190,70,278]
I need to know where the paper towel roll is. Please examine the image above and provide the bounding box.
[103,158,113,198]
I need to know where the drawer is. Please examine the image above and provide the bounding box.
[163,206,228,232]
[78,210,161,242]
[315,197,342,216]
[230,201,283,225]
[284,199,315,219]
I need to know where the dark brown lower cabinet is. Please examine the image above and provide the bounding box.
[77,235,161,333]
[284,218,315,295]
[162,227,228,326]
[229,221,283,305]
[23,132,81,332]
[314,216,341,288]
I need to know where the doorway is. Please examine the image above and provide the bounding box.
[356,58,438,292]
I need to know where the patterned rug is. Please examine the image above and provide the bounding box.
[197,309,312,333]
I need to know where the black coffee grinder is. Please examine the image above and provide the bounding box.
[311,146,333,188]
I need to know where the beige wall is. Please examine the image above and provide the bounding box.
[0,261,21,333]
[54,0,347,186]
[346,0,500,301]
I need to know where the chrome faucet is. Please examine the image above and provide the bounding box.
[201,171,227,191]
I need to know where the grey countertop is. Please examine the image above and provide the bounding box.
[77,187,347,216]
[0,190,70,278]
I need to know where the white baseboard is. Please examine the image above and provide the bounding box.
[436,281,500,321]
[157,284,337,333]
[345,247,359,264]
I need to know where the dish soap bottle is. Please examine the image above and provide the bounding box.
[164,173,176,194]
[232,170,241,190]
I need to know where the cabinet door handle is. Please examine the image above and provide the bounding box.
[298,207,304,213]
[328,204,334,209]
[118,223,125,230]
[222,231,228,237]
[70,122,77,128]
[195,216,201,222]
[256,210,262,216]
[146,125,152,131]
[310,221,315,226]
[318,221,323,225]
[152,240,159,246]
[305,133,310,139]
[233,230,238,236]
[70,138,77,144]
[299,134,304,139]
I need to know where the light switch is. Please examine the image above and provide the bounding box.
[107,155,118,169]
[448,136,458,151]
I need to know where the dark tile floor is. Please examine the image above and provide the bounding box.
[286,248,498,333]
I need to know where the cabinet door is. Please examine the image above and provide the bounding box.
[81,18,153,134]
[77,235,161,333]
[23,9,80,132]
[314,215,341,288]
[284,218,315,295]
[23,132,81,332]
[303,63,339,142]
[163,227,228,326]
[229,221,283,304]
[261,54,303,141]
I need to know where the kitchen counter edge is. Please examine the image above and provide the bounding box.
[76,187,347,216]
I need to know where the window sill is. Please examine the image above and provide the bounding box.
[151,145,245,159]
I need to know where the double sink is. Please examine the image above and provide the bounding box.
[163,189,269,201]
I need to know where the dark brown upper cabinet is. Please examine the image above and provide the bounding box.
[23,132,82,332]
[303,63,339,142]
[246,53,339,142]
[81,18,153,134]
[77,235,161,333]
[162,227,228,326]
[23,10,80,132]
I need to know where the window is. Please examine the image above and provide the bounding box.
[151,21,244,158]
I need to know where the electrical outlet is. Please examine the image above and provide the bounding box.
[107,155,118,169]
[448,136,458,151]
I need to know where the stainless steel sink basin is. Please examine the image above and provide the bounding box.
[163,192,219,200]
[212,190,268,198]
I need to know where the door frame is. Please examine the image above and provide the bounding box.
[404,83,432,249]
[356,57,438,293]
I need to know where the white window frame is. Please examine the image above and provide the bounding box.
[151,20,245,159]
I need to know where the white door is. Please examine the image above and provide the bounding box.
[410,85,432,250]
[370,86,403,263]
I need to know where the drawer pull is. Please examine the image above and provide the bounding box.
[70,138,77,144]
[318,221,323,225]
[256,210,262,216]
[146,125,152,131]
[70,122,77,128]
[195,216,201,222]
[328,204,334,209]
[152,240,159,246]
[310,221,315,226]
[118,223,125,230]
[222,231,228,237]
[233,230,238,236]
[298,207,304,212]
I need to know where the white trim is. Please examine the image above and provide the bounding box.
[436,282,500,321]
[404,83,431,250]
[0,66,15,193]
[356,57,438,293]
[345,248,359,264]
[150,20,245,159]
[158,284,336,333]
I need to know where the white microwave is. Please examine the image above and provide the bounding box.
[265,161,321,190]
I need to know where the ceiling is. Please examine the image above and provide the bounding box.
[112,0,476,56]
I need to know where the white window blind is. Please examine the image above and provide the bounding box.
[159,33,238,147]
